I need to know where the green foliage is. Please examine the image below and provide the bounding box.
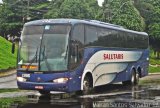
[137,0,160,57]
[149,48,160,73]
[140,78,160,85]
[149,66,160,73]
[84,0,100,20]
[29,0,50,20]
[44,0,100,19]
[0,89,20,93]
[0,0,23,37]
[0,36,17,70]
[59,0,93,19]
[0,0,49,37]
[149,23,160,55]
[102,0,145,31]
[150,58,160,65]
[0,97,27,108]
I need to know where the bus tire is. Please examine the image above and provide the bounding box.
[82,75,93,95]
[135,71,139,85]
[131,70,139,85]
[122,70,139,86]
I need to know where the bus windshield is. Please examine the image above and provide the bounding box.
[18,25,71,72]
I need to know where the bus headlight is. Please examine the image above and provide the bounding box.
[17,77,27,82]
[53,78,69,83]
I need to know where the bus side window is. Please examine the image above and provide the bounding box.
[70,40,83,70]
[71,40,78,63]
[70,24,84,70]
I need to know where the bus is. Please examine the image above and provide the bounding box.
[13,19,149,94]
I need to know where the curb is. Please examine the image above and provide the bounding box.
[0,73,16,83]
[149,72,160,75]
[0,67,16,72]
[0,69,16,78]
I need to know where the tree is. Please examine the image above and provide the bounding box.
[44,0,64,18]
[137,0,160,58]
[0,0,23,38]
[0,0,102,38]
[102,0,145,31]
[0,0,49,38]
[44,0,100,19]
[59,0,94,19]
[27,0,50,20]
[84,0,101,20]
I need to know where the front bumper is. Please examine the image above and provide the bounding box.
[17,81,69,92]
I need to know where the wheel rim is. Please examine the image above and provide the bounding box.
[131,71,139,85]
[136,73,139,84]
[83,79,90,91]
[131,72,135,84]
[83,76,93,95]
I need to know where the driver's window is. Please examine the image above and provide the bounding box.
[70,24,84,70]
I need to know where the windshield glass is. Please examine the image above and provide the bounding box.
[18,25,71,72]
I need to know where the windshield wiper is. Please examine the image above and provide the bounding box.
[26,47,38,71]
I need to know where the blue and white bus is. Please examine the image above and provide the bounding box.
[14,19,149,94]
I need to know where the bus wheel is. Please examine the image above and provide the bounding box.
[82,75,93,95]
[123,70,139,86]
[131,70,139,85]
[39,91,50,95]
[134,71,139,85]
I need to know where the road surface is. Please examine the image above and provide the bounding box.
[0,74,17,89]
[1,73,160,108]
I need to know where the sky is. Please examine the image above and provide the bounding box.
[98,0,104,6]
[0,0,104,6]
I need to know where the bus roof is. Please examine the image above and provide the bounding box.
[25,19,148,36]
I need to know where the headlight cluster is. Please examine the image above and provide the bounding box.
[53,78,69,83]
[17,77,27,82]
[17,77,69,83]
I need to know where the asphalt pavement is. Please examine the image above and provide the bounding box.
[0,74,17,88]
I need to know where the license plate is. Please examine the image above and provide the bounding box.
[35,86,43,90]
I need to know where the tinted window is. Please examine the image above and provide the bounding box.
[125,33,148,49]
[118,31,126,48]
[108,30,119,47]
[125,33,134,48]
[70,24,84,70]
[85,25,98,45]
[83,24,148,49]
[142,35,149,48]
[22,26,43,35]
[72,24,84,44]
[97,28,121,47]
[135,34,148,49]
[97,27,110,47]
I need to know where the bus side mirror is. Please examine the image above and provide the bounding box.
[12,42,15,54]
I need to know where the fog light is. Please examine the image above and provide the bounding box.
[17,77,27,82]
[53,78,68,83]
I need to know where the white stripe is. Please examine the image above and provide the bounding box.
[93,63,128,86]
[81,50,143,89]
